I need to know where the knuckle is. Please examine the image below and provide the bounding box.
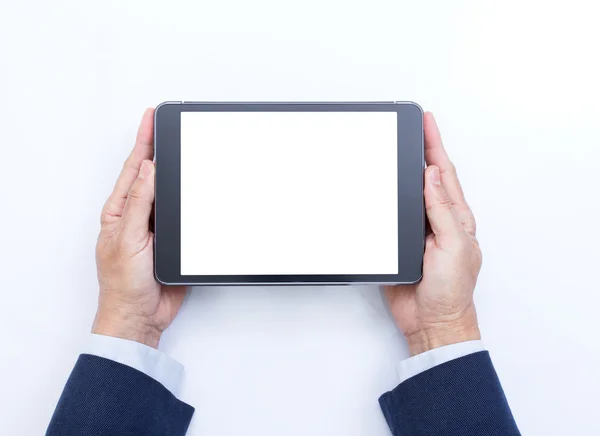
[425,202,435,214]
[122,157,137,173]
[100,211,111,227]
[470,215,477,231]
[100,207,118,227]
[443,161,458,177]
[436,192,453,208]
[128,185,144,202]
[461,213,477,235]
[472,240,483,263]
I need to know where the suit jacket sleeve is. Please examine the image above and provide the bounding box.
[379,351,520,436]
[46,354,194,436]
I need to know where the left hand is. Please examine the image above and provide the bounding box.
[92,108,187,349]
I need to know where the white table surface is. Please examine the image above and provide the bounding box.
[1,1,599,435]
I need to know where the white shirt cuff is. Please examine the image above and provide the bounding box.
[395,340,485,385]
[82,334,184,397]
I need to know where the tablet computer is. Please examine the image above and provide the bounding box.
[154,101,424,286]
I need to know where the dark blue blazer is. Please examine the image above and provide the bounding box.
[379,351,520,436]
[47,351,519,435]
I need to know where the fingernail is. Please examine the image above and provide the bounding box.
[139,161,153,180]
[430,167,441,186]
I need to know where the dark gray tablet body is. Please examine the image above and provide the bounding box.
[154,102,424,285]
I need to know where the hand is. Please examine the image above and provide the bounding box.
[384,112,482,356]
[92,108,187,349]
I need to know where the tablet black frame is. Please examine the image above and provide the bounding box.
[154,101,424,285]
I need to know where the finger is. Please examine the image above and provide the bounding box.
[101,108,155,225]
[424,165,463,239]
[424,112,476,235]
[121,160,155,245]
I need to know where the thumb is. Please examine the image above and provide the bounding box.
[424,165,462,238]
[121,160,155,243]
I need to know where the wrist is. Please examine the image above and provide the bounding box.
[92,308,161,349]
[405,312,481,356]
[406,324,481,356]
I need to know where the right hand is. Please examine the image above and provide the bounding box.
[384,112,483,356]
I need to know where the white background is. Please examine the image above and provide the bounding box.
[181,112,398,275]
[0,0,598,435]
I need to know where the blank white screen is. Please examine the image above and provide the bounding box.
[180,112,398,275]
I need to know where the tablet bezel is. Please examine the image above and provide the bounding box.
[154,101,424,285]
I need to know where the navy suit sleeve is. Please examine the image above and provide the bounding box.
[379,351,520,436]
[46,354,194,436]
